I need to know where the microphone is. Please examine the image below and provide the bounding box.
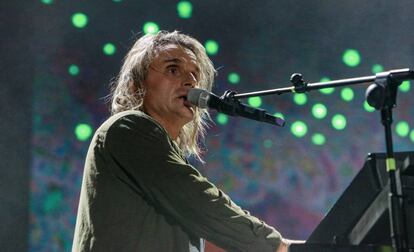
[187,88,285,127]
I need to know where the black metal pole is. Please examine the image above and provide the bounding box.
[381,105,408,252]
[233,68,413,99]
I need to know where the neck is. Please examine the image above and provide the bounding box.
[160,120,181,140]
[146,112,183,140]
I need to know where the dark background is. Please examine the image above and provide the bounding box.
[1,1,413,251]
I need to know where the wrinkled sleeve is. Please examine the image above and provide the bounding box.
[105,115,282,252]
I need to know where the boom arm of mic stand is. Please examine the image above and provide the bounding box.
[220,90,285,126]
[233,68,414,99]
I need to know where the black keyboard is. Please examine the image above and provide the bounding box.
[289,243,393,252]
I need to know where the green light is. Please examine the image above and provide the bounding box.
[177,1,193,19]
[320,87,335,94]
[342,49,361,67]
[263,139,273,148]
[395,121,410,137]
[43,190,62,213]
[113,0,122,2]
[293,93,307,105]
[72,13,88,29]
[371,64,384,73]
[68,64,80,76]
[341,87,354,101]
[319,77,335,94]
[228,72,240,84]
[399,80,411,92]
[75,123,93,141]
[41,0,53,4]
[291,121,308,138]
[312,133,326,145]
[143,22,159,35]
[216,113,228,125]
[248,96,262,108]
[331,114,347,130]
[410,130,414,142]
[205,40,219,56]
[103,43,116,55]
[364,101,375,112]
[312,103,327,119]
[273,112,284,119]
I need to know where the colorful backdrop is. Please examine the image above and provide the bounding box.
[4,1,414,251]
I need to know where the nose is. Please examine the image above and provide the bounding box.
[183,72,197,88]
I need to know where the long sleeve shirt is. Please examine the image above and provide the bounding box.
[72,110,282,252]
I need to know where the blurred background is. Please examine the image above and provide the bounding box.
[1,0,414,251]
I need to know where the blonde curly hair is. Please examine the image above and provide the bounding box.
[110,31,216,161]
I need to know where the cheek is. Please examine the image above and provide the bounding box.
[144,85,170,105]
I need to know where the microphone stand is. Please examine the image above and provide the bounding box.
[224,68,414,252]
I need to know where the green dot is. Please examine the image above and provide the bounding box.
[103,43,116,55]
[410,130,414,142]
[364,101,375,112]
[372,64,384,73]
[342,49,361,67]
[205,40,219,56]
[331,114,347,130]
[312,103,327,119]
[273,112,284,119]
[291,121,308,138]
[143,22,159,35]
[216,113,228,125]
[319,77,335,94]
[228,72,240,84]
[320,77,331,82]
[177,1,193,19]
[341,87,354,101]
[320,87,335,94]
[44,190,63,213]
[41,0,53,4]
[248,96,262,108]
[395,121,410,137]
[293,93,307,105]
[72,13,88,29]
[263,139,273,148]
[399,80,411,92]
[312,133,326,145]
[68,64,80,76]
[75,123,93,141]
[113,0,122,2]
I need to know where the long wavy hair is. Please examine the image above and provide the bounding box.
[110,31,216,161]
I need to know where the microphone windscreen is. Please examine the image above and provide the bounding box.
[187,88,209,108]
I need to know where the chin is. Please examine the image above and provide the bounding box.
[183,107,195,120]
[184,114,195,124]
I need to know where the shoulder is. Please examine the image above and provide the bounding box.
[98,110,166,136]
[101,110,172,148]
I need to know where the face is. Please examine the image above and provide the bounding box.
[142,44,200,137]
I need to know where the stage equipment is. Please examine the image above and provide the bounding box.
[203,68,414,252]
[289,152,414,252]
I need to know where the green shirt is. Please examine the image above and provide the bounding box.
[72,110,281,252]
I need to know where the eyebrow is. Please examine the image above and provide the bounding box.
[163,58,200,73]
[163,58,181,64]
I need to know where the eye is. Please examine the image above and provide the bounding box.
[166,65,180,75]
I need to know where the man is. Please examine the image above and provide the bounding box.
[72,31,293,252]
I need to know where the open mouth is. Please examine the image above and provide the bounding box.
[179,95,194,111]
[179,95,188,101]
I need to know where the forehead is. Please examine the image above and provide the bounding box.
[152,43,199,67]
